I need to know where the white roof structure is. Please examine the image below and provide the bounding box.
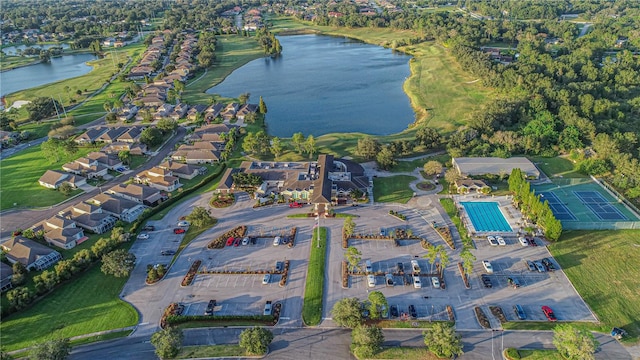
[452,157,540,179]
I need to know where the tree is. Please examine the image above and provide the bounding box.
[26,97,60,122]
[140,127,163,147]
[58,182,73,196]
[423,322,464,358]
[367,291,388,320]
[118,150,131,166]
[291,132,305,154]
[344,246,362,272]
[259,96,268,114]
[376,146,396,170]
[105,112,117,123]
[331,297,363,328]
[6,286,33,310]
[11,262,27,286]
[186,206,215,228]
[416,127,441,148]
[242,132,258,154]
[553,324,599,360]
[156,118,177,134]
[355,137,380,160]
[351,324,384,358]
[444,168,460,193]
[239,327,274,355]
[270,137,284,159]
[460,249,475,276]
[238,92,250,105]
[30,338,71,360]
[101,249,136,278]
[151,327,183,359]
[343,217,356,238]
[305,135,317,158]
[423,160,443,176]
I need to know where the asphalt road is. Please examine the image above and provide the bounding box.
[0,126,186,239]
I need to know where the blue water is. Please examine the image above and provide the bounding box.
[460,202,512,232]
[207,34,414,137]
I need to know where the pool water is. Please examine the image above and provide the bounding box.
[460,202,512,232]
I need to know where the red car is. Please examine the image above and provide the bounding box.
[226,237,235,246]
[289,202,303,208]
[234,237,241,246]
[542,306,557,321]
[173,228,186,234]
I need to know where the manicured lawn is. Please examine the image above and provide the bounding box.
[0,55,39,71]
[302,227,327,326]
[0,144,101,210]
[390,153,450,173]
[372,347,440,359]
[548,230,640,341]
[528,156,587,178]
[176,344,247,359]
[373,175,415,203]
[0,265,138,352]
[504,348,564,360]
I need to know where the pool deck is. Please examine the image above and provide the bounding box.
[453,193,528,237]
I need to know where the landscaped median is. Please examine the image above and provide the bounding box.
[504,348,563,360]
[302,227,327,326]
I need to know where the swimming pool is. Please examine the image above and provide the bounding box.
[460,202,512,232]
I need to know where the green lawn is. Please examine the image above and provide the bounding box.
[176,344,247,359]
[0,55,39,71]
[390,154,451,173]
[439,198,472,248]
[302,227,327,326]
[0,265,138,352]
[373,175,416,203]
[505,348,564,360]
[549,230,640,341]
[528,156,587,179]
[372,347,440,359]
[0,144,102,210]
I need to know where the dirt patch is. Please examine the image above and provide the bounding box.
[416,182,435,191]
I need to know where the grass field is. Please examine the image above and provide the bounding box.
[391,153,450,173]
[505,348,564,360]
[529,156,587,179]
[0,55,39,71]
[373,175,415,203]
[549,230,640,341]
[302,227,327,326]
[0,265,138,351]
[0,144,102,210]
[176,344,247,359]
[371,347,440,359]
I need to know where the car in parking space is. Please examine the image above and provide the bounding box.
[534,261,546,273]
[264,301,272,316]
[390,305,399,318]
[379,228,386,236]
[289,202,303,208]
[497,236,506,246]
[367,274,376,287]
[481,274,492,288]
[542,306,557,321]
[143,225,155,231]
[275,261,284,272]
[242,237,250,246]
[385,274,394,287]
[487,236,498,246]
[413,275,422,288]
[226,237,235,246]
[205,299,217,315]
[396,262,404,274]
[507,277,521,288]
[431,276,440,288]
[380,304,389,319]
[262,274,271,285]
[234,237,241,247]
[161,250,176,256]
[177,220,190,227]
[173,228,186,234]
[408,304,417,319]
[541,258,556,271]
[365,260,373,273]
[528,237,538,246]
[273,236,281,246]
[524,260,536,272]
[518,237,528,246]
[250,237,257,245]
[411,260,421,274]
[514,305,526,320]
[482,260,494,273]
[175,303,185,315]
[137,233,149,240]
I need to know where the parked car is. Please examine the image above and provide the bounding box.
[542,306,557,321]
[541,258,556,271]
[177,220,190,227]
[365,260,373,273]
[205,300,217,315]
[385,274,394,287]
[226,237,235,246]
[175,303,185,316]
[242,237,250,246]
[263,301,272,316]
[161,250,176,256]
[413,275,422,288]
[137,233,149,240]
[289,202,303,208]
[431,276,440,288]
[487,236,498,246]
[143,225,155,231]
[528,237,538,246]
[390,305,399,318]
[379,228,386,236]
[361,303,370,318]
[250,237,257,245]
[514,305,526,320]
[275,261,284,272]
[507,277,520,288]
[411,260,421,274]
[518,237,528,246]
[525,260,537,272]
[367,274,376,287]
[380,304,389,319]
[396,262,404,274]
[482,260,494,273]
[496,236,506,246]
[262,274,271,285]
[408,304,417,319]
[273,236,281,246]
[481,274,492,288]
[173,228,186,234]
[234,237,241,247]
[534,261,546,273]
[611,327,627,340]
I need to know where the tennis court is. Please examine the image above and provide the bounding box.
[574,191,627,220]
[538,191,577,221]
[460,202,512,232]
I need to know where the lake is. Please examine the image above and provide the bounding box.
[1,53,96,96]
[207,35,414,137]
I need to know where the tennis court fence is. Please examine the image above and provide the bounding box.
[562,221,640,230]
[591,176,640,219]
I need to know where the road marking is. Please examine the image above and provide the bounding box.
[279,317,291,320]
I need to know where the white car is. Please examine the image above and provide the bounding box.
[273,236,281,246]
[242,237,250,246]
[137,233,149,240]
[482,260,494,274]
[177,220,190,227]
[487,236,498,246]
[262,274,271,285]
[413,275,422,288]
[497,236,506,246]
[367,274,376,287]
[410,260,421,274]
[518,237,528,246]
[431,276,440,288]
